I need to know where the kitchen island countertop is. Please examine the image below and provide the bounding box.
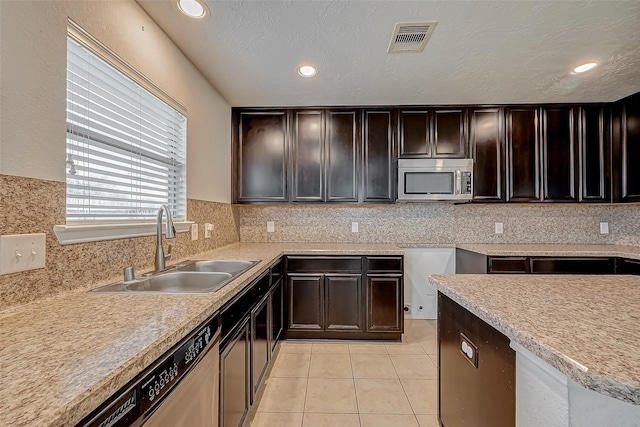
[456,243,640,260]
[0,243,402,427]
[429,273,640,405]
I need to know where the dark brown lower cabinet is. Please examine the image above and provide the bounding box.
[438,293,515,427]
[326,275,362,331]
[270,278,284,351]
[250,293,270,403]
[616,258,640,275]
[287,274,324,330]
[366,276,402,332]
[220,319,250,427]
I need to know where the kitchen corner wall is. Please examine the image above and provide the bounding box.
[0,175,240,311]
[238,203,640,247]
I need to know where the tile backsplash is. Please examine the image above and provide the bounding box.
[0,174,240,311]
[238,203,640,246]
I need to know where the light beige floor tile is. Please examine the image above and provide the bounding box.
[360,414,420,427]
[304,378,358,413]
[249,412,303,427]
[280,341,313,354]
[256,377,307,412]
[351,354,398,379]
[421,338,438,355]
[309,353,353,378]
[401,379,438,414]
[349,343,388,354]
[312,342,350,353]
[391,354,437,380]
[302,413,360,427]
[271,352,311,378]
[415,414,439,427]
[354,378,413,414]
[427,354,438,368]
[385,343,426,355]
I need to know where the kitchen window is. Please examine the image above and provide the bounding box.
[55,21,189,244]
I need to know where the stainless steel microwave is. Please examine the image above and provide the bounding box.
[397,158,473,201]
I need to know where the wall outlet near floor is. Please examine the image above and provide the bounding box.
[351,221,359,233]
[0,233,46,275]
[267,221,275,233]
[404,303,412,314]
[204,223,214,239]
[600,221,609,234]
[495,222,504,234]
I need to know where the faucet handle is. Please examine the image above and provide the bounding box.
[165,244,172,261]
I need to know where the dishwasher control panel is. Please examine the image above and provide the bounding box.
[77,314,220,427]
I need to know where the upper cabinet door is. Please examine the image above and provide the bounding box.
[363,110,395,202]
[579,106,610,202]
[292,110,324,202]
[326,111,359,202]
[470,108,504,201]
[616,94,640,202]
[506,107,540,201]
[235,111,288,203]
[399,110,430,157]
[541,107,577,201]
[433,109,468,158]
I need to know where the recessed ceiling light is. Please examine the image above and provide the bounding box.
[297,65,317,78]
[572,62,597,74]
[177,0,208,19]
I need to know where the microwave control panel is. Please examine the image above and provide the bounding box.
[461,172,472,195]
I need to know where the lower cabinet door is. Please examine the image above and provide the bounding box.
[220,320,250,427]
[366,275,402,332]
[325,274,362,331]
[251,294,270,402]
[270,278,284,351]
[438,293,515,427]
[287,274,324,330]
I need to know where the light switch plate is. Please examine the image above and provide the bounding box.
[267,221,275,233]
[495,222,504,234]
[600,221,609,234]
[191,223,198,241]
[0,233,46,275]
[204,223,214,239]
[351,222,359,233]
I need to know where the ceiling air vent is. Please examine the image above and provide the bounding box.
[388,22,437,54]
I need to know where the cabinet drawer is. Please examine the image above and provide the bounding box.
[488,257,529,273]
[366,256,403,273]
[617,258,640,275]
[530,257,615,274]
[286,256,362,273]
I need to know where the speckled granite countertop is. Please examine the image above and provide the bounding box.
[429,274,640,405]
[0,243,402,427]
[456,243,640,260]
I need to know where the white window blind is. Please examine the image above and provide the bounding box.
[66,32,186,223]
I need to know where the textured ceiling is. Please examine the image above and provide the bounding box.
[137,0,640,107]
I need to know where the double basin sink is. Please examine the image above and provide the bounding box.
[90,260,260,294]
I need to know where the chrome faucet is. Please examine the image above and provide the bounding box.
[154,205,176,273]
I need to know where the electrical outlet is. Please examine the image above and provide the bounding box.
[495,222,504,234]
[0,233,46,275]
[351,221,359,233]
[204,223,214,239]
[191,223,198,241]
[600,222,609,234]
[404,303,412,314]
[267,221,275,233]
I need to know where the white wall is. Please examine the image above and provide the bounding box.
[0,0,231,202]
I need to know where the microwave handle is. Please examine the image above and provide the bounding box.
[455,170,462,195]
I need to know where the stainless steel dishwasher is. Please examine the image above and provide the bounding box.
[76,313,220,427]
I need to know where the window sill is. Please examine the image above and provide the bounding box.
[53,221,194,245]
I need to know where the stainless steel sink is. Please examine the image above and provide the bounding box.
[89,259,260,294]
[124,271,232,294]
[175,260,257,274]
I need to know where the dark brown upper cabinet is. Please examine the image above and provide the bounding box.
[613,93,640,202]
[506,107,541,201]
[362,110,396,203]
[579,106,610,202]
[399,108,468,158]
[470,108,504,201]
[541,107,578,202]
[291,110,324,202]
[234,111,288,203]
[291,110,359,203]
